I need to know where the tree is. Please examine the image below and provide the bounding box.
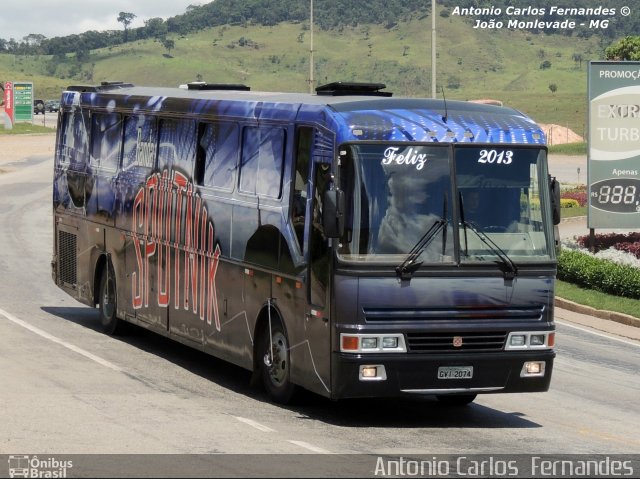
[117,12,136,42]
[605,36,640,61]
[572,53,584,69]
[23,34,46,47]
[548,83,557,94]
[144,18,168,40]
[162,38,175,55]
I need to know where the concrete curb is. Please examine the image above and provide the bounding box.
[554,297,640,328]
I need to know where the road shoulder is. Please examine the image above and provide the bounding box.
[555,298,640,341]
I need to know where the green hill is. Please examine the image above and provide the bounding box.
[0,6,605,136]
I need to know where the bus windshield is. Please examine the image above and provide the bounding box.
[455,146,553,263]
[337,144,553,264]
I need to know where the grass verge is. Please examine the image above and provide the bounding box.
[548,142,587,156]
[561,206,586,219]
[0,123,55,135]
[555,279,640,320]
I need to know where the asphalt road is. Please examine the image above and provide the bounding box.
[0,143,639,476]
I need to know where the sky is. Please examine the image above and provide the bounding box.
[0,1,204,41]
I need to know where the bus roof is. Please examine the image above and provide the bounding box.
[62,82,546,145]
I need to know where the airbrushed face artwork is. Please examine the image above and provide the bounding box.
[131,168,222,331]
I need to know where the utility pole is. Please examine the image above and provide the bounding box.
[309,0,315,93]
[431,0,437,99]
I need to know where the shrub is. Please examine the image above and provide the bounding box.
[561,188,587,206]
[614,241,640,260]
[558,250,640,299]
[576,232,640,253]
[560,198,579,208]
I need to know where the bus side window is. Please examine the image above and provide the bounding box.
[59,109,90,208]
[239,126,285,199]
[90,113,122,170]
[292,127,312,251]
[158,118,196,174]
[196,122,238,190]
[122,115,157,173]
[56,112,74,166]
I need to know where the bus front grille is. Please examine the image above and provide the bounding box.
[58,230,77,286]
[364,306,544,323]
[406,331,507,353]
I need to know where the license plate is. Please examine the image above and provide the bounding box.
[438,366,473,379]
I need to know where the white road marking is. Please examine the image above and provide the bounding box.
[233,416,276,433]
[287,440,332,454]
[556,320,640,348]
[0,307,123,371]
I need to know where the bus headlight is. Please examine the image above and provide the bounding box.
[382,336,399,349]
[361,337,378,349]
[340,333,406,353]
[505,331,555,350]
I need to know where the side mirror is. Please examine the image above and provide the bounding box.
[322,189,345,238]
[549,176,561,225]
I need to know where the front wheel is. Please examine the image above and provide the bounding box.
[436,394,477,406]
[98,265,125,335]
[260,319,297,404]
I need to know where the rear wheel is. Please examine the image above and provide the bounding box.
[98,265,124,335]
[260,318,297,404]
[436,394,477,406]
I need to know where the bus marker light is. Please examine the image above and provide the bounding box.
[548,333,555,347]
[342,336,359,351]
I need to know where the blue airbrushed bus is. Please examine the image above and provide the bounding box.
[52,81,560,404]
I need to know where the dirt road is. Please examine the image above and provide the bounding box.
[0,133,55,172]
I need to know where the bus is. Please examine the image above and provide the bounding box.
[52,81,560,404]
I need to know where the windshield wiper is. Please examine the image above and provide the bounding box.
[458,191,517,279]
[462,220,518,280]
[396,194,449,281]
[396,217,447,281]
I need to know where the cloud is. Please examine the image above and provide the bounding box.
[0,1,200,41]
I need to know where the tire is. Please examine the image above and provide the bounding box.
[436,394,477,406]
[98,265,124,335]
[260,317,297,404]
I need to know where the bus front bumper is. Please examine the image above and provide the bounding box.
[331,350,555,399]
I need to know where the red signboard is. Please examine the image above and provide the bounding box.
[4,81,14,124]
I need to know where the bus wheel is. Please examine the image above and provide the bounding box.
[98,266,123,335]
[260,319,297,404]
[436,394,477,406]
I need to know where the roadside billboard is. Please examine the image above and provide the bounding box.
[588,61,640,229]
[13,82,34,122]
